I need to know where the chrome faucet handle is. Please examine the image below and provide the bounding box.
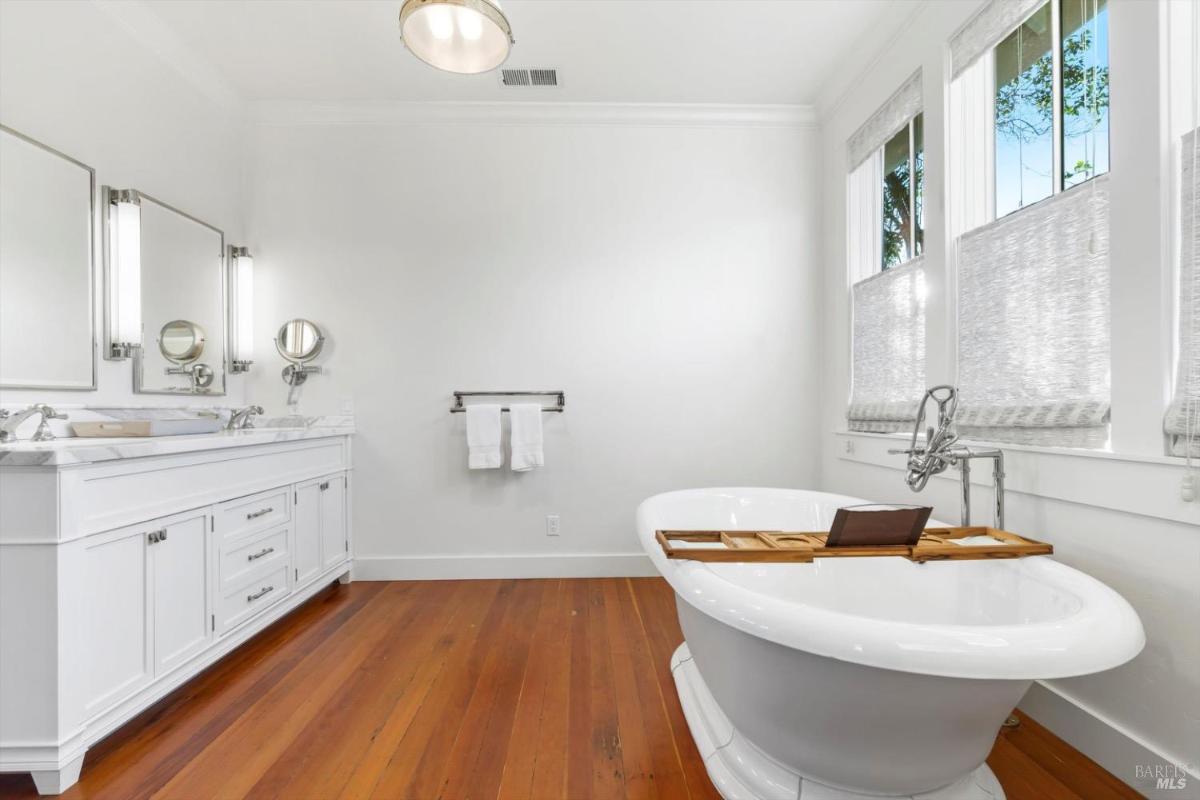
[226,404,265,430]
[243,405,264,429]
[30,405,67,442]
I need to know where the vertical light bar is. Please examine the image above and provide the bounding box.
[229,245,254,373]
[105,188,142,359]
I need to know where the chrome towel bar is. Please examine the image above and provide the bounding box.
[450,390,565,414]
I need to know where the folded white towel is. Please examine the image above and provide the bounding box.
[509,403,544,472]
[466,404,503,469]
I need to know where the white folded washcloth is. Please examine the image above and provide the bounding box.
[466,404,503,469]
[509,403,544,472]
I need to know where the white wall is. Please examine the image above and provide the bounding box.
[0,0,247,409]
[815,1,1199,794]
[245,106,821,576]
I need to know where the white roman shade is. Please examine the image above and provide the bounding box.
[848,258,926,433]
[950,0,1047,79]
[1166,129,1199,457]
[846,70,922,171]
[957,177,1111,447]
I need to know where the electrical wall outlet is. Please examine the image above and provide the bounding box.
[546,514,561,536]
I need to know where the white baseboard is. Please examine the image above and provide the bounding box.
[1020,681,1198,799]
[352,552,658,581]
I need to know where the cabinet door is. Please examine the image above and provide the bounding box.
[319,475,347,571]
[293,481,322,587]
[82,525,151,716]
[150,510,211,675]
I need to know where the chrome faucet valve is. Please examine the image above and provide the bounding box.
[226,404,265,431]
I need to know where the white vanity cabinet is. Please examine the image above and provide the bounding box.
[0,430,353,794]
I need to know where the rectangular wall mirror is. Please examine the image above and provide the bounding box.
[132,194,226,395]
[0,125,96,390]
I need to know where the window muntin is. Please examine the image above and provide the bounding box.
[994,0,1110,218]
[882,113,924,270]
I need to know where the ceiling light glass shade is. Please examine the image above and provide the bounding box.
[400,0,513,74]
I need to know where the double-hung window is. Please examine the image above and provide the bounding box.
[846,72,927,433]
[948,0,1112,449]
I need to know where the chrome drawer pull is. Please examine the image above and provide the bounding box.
[147,528,167,544]
[247,585,274,602]
[247,546,275,562]
[246,507,274,520]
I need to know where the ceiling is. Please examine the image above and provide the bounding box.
[135,0,923,106]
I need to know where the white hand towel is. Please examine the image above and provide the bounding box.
[509,403,544,472]
[466,404,503,469]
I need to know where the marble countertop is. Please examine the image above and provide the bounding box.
[0,424,355,467]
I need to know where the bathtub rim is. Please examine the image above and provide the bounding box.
[637,486,1146,681]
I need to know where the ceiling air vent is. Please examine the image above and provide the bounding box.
[500,68,558,87]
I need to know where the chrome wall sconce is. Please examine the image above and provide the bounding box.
[102,187,142,360]
[228,245,254,374]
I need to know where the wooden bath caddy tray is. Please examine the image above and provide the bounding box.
[655,527,1053,564]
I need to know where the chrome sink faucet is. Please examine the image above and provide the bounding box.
[227,405,264,430]
[888,385,1006,528]
[0,404,69,443]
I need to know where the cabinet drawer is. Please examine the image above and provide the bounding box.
[215,487,290,544]
[218,563,290,634]
[219,526,289,589]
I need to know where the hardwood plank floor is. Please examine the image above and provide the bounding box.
[0,579,1141,800]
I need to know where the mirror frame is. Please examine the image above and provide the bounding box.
[275,318,325,364]
[158,319,207,365]
[0,124,97,391]
[130,191,227,396]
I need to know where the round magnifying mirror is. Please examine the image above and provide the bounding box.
[275,318,324,363]
[159,320,206,365]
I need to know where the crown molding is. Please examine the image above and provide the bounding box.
[251,101,818,130]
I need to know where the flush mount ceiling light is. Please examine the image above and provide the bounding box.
[399,0,514,74]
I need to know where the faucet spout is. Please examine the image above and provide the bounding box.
[0,404,69,443]
[227,405,265,431]
[895,387,1005,528]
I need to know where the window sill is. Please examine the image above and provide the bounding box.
[833,429,1185,468]
[829,430,1197,527]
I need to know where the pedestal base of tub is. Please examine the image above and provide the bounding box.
[670,644,1005,800]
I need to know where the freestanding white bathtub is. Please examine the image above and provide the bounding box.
[637,488,1145,800]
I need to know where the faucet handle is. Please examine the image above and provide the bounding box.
[33,404,67,420]
[31,418,56,442]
